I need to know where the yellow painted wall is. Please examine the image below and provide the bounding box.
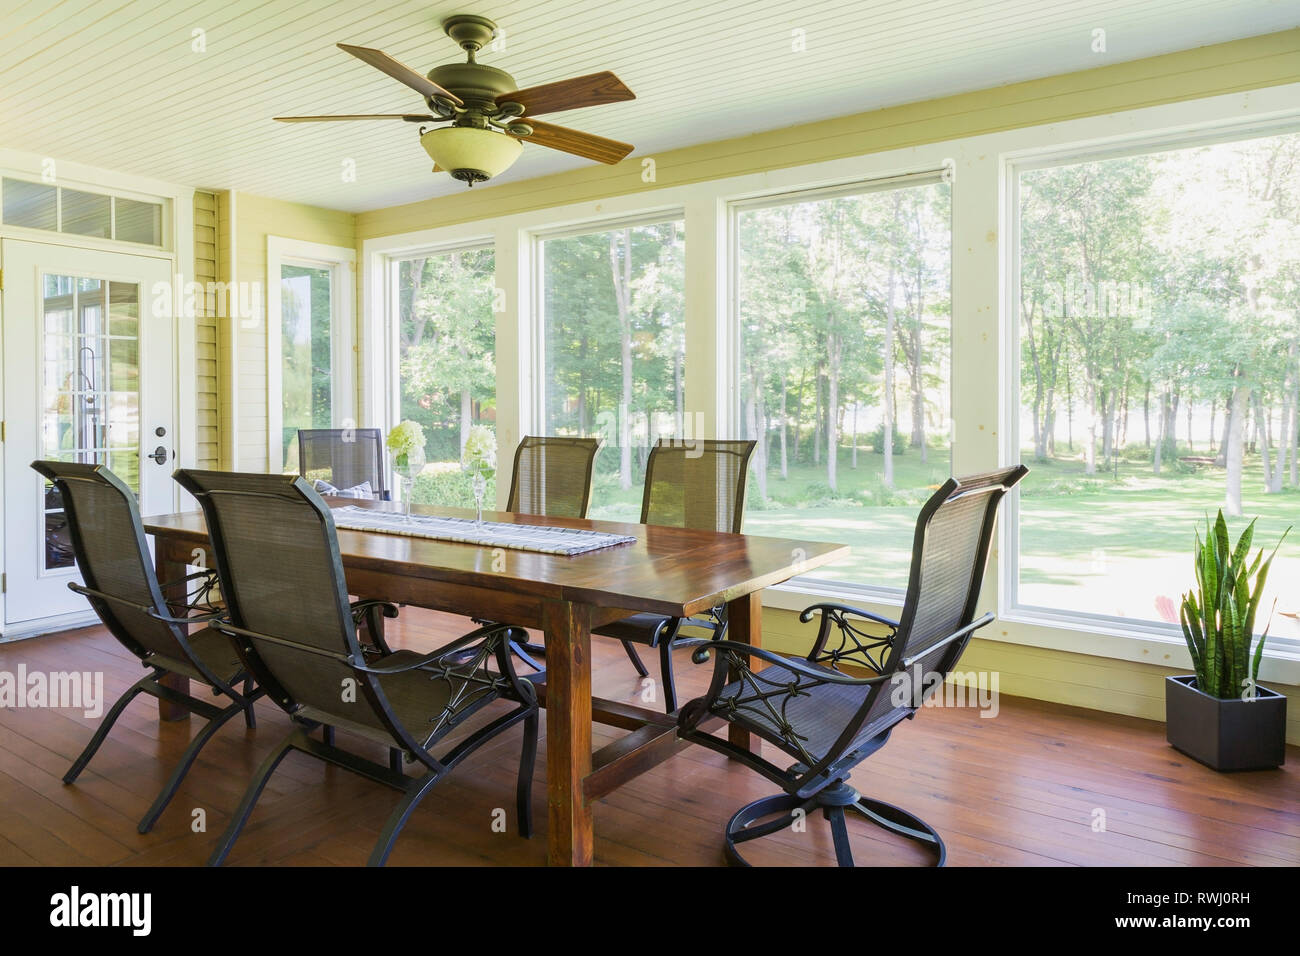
[347,27,1300,742]
[193,190,220,469]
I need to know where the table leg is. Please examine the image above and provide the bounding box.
[726,591,763,751]
[542,599,593,866]
[155,536,192,721]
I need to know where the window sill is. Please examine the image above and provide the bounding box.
[760,582,1300,687]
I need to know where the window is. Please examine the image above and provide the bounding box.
[267,237,354,473]
[733,176,952,591]
[539,217,686,519]
[278,264,333,468]
[393,245,496,506]
[1,178,163,246]
[1012,129,1300,643]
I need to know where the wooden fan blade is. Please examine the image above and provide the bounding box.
[513,119,633,164]
[497,71,634,117]
[337,43,463,105]
[275,114,435,123]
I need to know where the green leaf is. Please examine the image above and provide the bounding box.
[1230,517,1256,571]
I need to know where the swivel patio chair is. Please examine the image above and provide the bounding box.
[174,469,539,867]
[30,460,264,834]
[297,427,391,500]
[677,465,1028,866]
[593,438,757,712]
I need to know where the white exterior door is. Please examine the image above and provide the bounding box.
[2,239,175,630]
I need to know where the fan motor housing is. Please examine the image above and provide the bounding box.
[427,62,517,112]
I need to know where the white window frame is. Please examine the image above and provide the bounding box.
[726,169,953,602]
[360,81,1300,683]
[1003,113,1300,665]
[266,235,355,473]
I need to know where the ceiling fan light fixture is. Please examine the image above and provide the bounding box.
[420,126,522,185]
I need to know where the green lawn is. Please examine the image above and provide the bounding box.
[416,440,1299,637]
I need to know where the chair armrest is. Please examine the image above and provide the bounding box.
[347,625,519,676]
[799,602,899,631]
[688,641,889,687]
[799,602,899,671]
[350,599,398,621]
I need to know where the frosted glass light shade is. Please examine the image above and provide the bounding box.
[420,127,523,184]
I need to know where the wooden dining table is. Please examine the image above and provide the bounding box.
[141,499,848,866]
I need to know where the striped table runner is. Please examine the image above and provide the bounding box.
[330,506,637,556]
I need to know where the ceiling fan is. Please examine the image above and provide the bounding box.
[274,14,636,186]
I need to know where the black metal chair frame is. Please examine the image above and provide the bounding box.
[297,427,391,500]
[597,438,757,712]
[175,470,539,867]
[30,461,264,835]
[677,466,1028,866]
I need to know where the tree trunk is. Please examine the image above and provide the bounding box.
[813,370,823,467]
[851,401,858,469]
[1143,383,1151,449]
[608,230,634,490]
[826,338,840,493]
[1254,391,1282,493]
[459,389,471,452]
[883,259,898,488]
[1215,391,1233,467]
[1159,390,1170,476]
[779,374,789,480]
[1224,383,1248,517]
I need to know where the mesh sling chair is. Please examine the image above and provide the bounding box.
[297,428,391,500]
[488,435,604,670]
[677,465,1028,866]
[593,438,757,712]
[29,460,264,834]
[506,435,602,518]
[173,469,539,867]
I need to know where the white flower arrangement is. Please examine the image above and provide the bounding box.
[461,424,497,478]
[385,420,426,467]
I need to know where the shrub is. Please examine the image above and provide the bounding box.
[411,469,496,508]
[869,423,907,455]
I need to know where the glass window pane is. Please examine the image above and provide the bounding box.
[395,248,497,505]
[3,178,56,230]
[113,197,162,245]
[540,220,686,519]
[61,188,111,238]
[45,512,75,570]
[1016,131,1300,641]
[736,182,952,590]
[280,264,334,471]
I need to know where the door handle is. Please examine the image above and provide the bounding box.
[148,445,169,465]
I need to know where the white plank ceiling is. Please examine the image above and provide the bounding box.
[0,0,1295,212]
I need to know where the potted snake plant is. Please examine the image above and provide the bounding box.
[1167,511,1289,771]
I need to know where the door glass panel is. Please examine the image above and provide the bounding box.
[61,189,112,238]
[279,264,333,472]
[39,273,141,570]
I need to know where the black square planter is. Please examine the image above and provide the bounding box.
[1165,675,1287,771]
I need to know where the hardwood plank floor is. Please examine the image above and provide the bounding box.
[0,610,1295,867]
